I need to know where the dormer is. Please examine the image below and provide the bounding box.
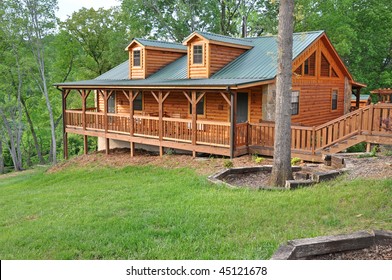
[125,38,187,79]
[182,31,254,79]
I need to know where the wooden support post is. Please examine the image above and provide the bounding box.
[311,126,316,155]
[229,91,235,159]
[191,91,197,158]
[129,90,135,157]
[366,142,371,153]
[358,108,363,134]
[356,88,361,109]
[368,103,374,135]
[158,91,164,157]
[103,90,109,155]
[62,89,68,160]
[83,135,88,155]
[105,138,110,155]
[82,90,87,130]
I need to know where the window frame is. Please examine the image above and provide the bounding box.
[291,91,300,116]
[133,49,142,67]
[133,91,143,111]
[331,89,338,111]
[107,92,116,114]
[192,44,204,65]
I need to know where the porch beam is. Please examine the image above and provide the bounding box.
[122,90,130,101]
[182,91,192,104]
[151,91,159,103]
[220,91,231,106]
[162,91,171,103]
[191,91,197,157]
[196,92,206,104]
[131,91,140,102]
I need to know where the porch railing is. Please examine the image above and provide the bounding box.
[65,110,231,147]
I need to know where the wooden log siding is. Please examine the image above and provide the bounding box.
[145,49,184,78]
[209,44,246,76]
[249,90,263,123]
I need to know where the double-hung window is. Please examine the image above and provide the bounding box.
[331,90,338,110]
[291,91,299,115]
[133,50,141,67]
[193,45,203,64]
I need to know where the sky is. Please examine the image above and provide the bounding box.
[56,0,120,20]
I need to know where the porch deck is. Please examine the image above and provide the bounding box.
[65,103,392,161]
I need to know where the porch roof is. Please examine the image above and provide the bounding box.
[56,31,324,89]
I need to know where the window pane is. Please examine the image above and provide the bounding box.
[332,91,338,110]
[193,45,203,64]
[108,94,115,113]
[189,93,204,115]
[133,50,141,67]
[291,91,299,115]
[133,92,143,111]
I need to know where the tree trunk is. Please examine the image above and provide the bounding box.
[0,139,4,174]
[270,0,294,187]
[21,97,45,164]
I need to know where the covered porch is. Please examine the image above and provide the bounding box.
[61,88,250,158]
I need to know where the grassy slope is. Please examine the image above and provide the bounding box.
[0,165,391,260]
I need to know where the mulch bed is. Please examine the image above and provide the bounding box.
[310,245,392,260]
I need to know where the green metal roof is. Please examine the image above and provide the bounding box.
[133,38,187,51]
[184,31,254,47]
[58,31,325,88]
[212,31,323,79]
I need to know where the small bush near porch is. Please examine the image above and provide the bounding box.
[0,164,391,259]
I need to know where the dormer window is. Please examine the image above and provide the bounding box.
[193,45,203,64]
[133,50,141,67]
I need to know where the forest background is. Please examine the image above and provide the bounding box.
[0,0,391,172]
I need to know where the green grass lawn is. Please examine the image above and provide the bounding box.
[0,164,391,259]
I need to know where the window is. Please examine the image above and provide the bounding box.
[133,50,141,67]
[331,90,338,110]
[133,92,143,111]
[304,52,316,76]
[291,91,299,115]
[189,93,205,115]
[321,53,330,77]
[193,45,203,64]
[108,93,116,113]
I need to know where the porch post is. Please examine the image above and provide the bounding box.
[229,91,237,159]
[82,90,88,155]
[103,90,110,155]
[129,90,135,157]
[62,89,69,160]
[356,88,361,109]
[191,91,197,157]
[159,91,164,157]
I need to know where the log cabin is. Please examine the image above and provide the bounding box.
[55,31,392,161]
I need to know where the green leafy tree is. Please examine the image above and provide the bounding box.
[60,7,128,76]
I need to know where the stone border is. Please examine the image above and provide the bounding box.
[270,230,392,260]
[208,165,345,190]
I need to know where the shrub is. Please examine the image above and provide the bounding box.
[291,157,302,166]
[347,142,366,153]
[252,154,265,164]
[358,146,378,158]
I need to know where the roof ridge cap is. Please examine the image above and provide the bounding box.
[135,37,183,45]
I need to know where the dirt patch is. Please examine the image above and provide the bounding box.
[311,244,392,260]
[48,148,274,176]
[344,155,392,180]
[48,148,392,181]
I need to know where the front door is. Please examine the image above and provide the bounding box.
[236,92,248,123]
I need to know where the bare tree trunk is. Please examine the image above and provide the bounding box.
[270,0,294,187]
[25,0,57,164]
[0,138,4,174]
[21,96,45,164]
[0,110,23,171]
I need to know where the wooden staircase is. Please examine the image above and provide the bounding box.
[246,103,392,161]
